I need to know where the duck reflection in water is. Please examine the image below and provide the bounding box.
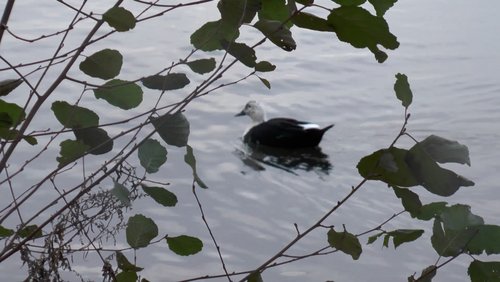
[235,101,334,175]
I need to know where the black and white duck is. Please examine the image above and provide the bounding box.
[235,101,334,148]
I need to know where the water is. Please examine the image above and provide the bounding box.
[1,0,499,281]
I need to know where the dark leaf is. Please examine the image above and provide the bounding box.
[367,232,384,244]
[254,20,296,51]
[419,135,471,166]
[327,228,362,260]
[409,265,437,282]
[103,7,136,32]
[368,0,398,17]
[110,182,131,207]
[221,41,257,68]
[257,76,271,89]
[142,73,190,91]
[392,186,422,217]
[218,0,261,26]
[94,79,143,110]
[73,127,113,155]
[116,271,138,282]
[79,49,123,79]
[184,145,208,188]
[247,272,264,282]
[255,61,276,72]
[258,0,292,28]
[394,73,412,108]
[166,235,203,256]
[141,184,177,207]
[291,12,334,32]
[151,111,190,147]
[186,58,216,74]
[51,101,99,129]
[416,202,447,221]
[385,229,424,248]
[56,139,89,167]
[190,20,240,51]
[332,0,367,6]
[138,139,167,173]
[0,79,22,96]
[468,260,500,282]
[468,225,500,255]
[0,99,25,127]
[18,225,43,239]
[0,225,14,238]
[126,214,158,249]
[116,251,143,272]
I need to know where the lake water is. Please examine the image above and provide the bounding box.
[1,0,500,281]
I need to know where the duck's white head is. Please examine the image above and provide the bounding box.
[235,100,266,123]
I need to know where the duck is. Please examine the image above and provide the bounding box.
[235,101,334,148]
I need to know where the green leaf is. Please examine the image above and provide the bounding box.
[218,0,261,26]
[79,49,123,79]
[18,225,42,239]
[394,73,412,108]
[73,127,113,155]
[468,225,500,255]
[296,0,314,5]
[392,186,422,217]
[291,12,334,32]
[419,135,471,166]
[51,101,99,128]
[257,76,271,89]
[56,139,90,167]
[116,271,138,282]
[327,6,399,63]
[141,184,177,207]
[103,7,136,32]
[332,0,366,6]
[468,260,500,282]
[367,232,384,244]
[406,143,474,196]
[409,265,437,282]
[327,228,362,260]
[126,214,158,249]
[254,20,296,51]
[0,79,22,96]
[0,225,14,238]
[221,41,257,67]
[184,145,208,188]
[0,99,25,127]
[110,182,131,207]
[190,20,240,51]
[259,0,292,28]
[384,229,424,248]
[166,235,203,256]
[116,251,143,272]
[94,79,143,110]
[151,111,190,147]
[138,139,167,173]
[0,128,36,145]
[416,202,447,221]
[247,271,264,282]
[368,0,398,17]
[142,73,190,91]
[255,61,276,72]
[357,147,419,187]
[186,58,216,74]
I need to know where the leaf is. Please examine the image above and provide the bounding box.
[357,147,419,187]
[184,145,208,188]
[221,41,257,67]
[79,49,123,79]
[258,0,292,28]
[142,73,190,91]
[392,186,422,217]
[116,271,138,282]
[257,76,271,89]
[247,272,264,282]
[419,135,471,166]
[394,73,412,108]
[126,214,158,249]
[151,111,190,147]
[368,0,398,17]
[116,251,143,272]
[416,202,447,221]
[190,20,240,51]
[0,79,22,96]
[0,99,25,127]
[141,184,177,207]
[254,20,296,51]
[255,61,276,72]
[332,0,366,6]
[110,182,131,207]
[56,139,90,167]
[103,7,136,32]
[291,12,334,32]
[384,229,424,248]
[468,225,500,255]
[138,139,167,173]
[367,232,384,244]
[218,0,261,26]
[468,260,500,282]
[0,225,14,238]
[327,6,399,63]
[166,235,203,256]
[327,228,362,260]
[406,143,474,196]
[73,127,113,155]
[18,225,42,239]
[51,101,99,128]
[94,79,143,110]
[0,128,36,145]
[186,58,216,74]
[409,265,437,282]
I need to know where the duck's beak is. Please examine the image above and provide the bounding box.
[235,110,246,117]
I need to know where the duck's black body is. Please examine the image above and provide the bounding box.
[243,118,334,149]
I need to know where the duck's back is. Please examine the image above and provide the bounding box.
[244,118,333,148]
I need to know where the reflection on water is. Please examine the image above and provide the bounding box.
[234,143,333,175]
